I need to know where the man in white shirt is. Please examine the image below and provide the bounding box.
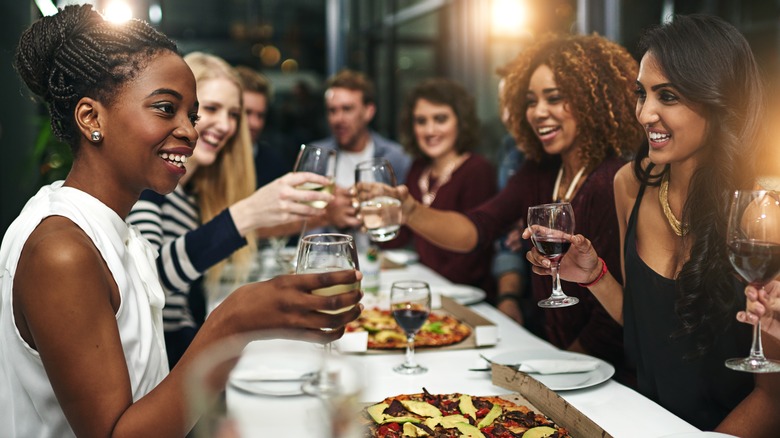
[310,69,411,229]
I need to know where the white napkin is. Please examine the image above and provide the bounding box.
[517,359,599,375]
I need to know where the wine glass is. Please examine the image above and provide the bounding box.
[527,202,579,308]
[296,233,361,395]
[390,281,431,375]
[354,158,402,242]
[725,190,780,373]
[294,144,337,209]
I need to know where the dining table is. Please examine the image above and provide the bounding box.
[212,251,703,438]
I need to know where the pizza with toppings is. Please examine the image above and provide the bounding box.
[346,308,471,349]
[363,389,571,438]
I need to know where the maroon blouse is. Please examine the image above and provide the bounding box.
[467,155,628,375]
[387,154,498,298]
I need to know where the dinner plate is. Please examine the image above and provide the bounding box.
[432,284,486,305]
[658,433,738,438]
[228,340,318,397]
[382,249,419,266]
[490,349,615,391]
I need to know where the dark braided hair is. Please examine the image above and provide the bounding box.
[633,15,764,356]
[14,4,178,149]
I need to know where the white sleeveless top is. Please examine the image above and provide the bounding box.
[0,182,168,437]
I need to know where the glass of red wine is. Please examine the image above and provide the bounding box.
[725,190,780,373]
[390,281,431,375]
[528,202,579,308]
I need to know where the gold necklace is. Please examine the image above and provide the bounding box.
[658,172,688,236]
[418,154,469,206]
[552,166,586,202]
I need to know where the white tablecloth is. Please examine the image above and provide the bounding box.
[218,262,700,437]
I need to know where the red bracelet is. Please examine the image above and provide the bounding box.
[578,257,607,288]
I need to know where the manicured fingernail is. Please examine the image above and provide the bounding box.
[543,260,550,268]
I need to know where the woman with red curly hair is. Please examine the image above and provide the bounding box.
[392,33,643,382]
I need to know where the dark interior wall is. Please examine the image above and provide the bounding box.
[0,2,39,237]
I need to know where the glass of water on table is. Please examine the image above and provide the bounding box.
[354,158,402,242]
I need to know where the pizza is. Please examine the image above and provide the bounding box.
[363,389,571,438]
[346,308,471,349]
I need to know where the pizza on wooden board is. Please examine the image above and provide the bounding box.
[363,388,571,438]
[346,308,471,349]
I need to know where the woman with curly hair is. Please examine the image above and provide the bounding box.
[385,78,497,296]
[392,33,643,381]
[127,52,334,367]
[525,15,780,432]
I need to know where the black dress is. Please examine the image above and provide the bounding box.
[623,179,753,430]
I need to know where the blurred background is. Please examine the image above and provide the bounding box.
[2,0,779,234]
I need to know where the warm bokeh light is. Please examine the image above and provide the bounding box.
[260,45,281,66]
[103,1,132,23]
[491,0,530,36]
[281,59,299,73]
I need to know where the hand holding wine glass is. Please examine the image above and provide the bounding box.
[725,190,780,373]
[527,202,579,308]
[354,158,402,242]
[296,233,361,395]
[390,281,431,375]
[294,144,337,209]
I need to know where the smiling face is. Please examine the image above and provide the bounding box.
[525,64,578,158]
[412,98,459,161]
[635,51,709,167]
[190,77,242,170]
[99,51,198,199]
[325,87,375,152]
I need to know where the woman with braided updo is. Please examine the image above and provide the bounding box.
[0,5,361,437]
[390,33,643,383]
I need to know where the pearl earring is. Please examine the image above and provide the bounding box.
[90,131,102,142]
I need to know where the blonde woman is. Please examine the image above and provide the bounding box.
[128,52,332,366]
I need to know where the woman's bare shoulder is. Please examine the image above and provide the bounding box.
[16,216,112,300]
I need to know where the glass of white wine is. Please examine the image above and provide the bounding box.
[293,144,337,209]
[354,158,402,242]
[296,233,360,396]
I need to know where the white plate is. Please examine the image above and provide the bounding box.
[658,433,738,438]
[382,249,419,266]
[228,340,318,397]
[490,349,614,391]
[433,284,486,305]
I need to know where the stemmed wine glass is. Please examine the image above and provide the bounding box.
[528,202,579,308]
[390,281,431,375]
[293,144,337,240]
[296,233,361,394]
[354,158,402,242]
[725,190,780,373]
[293,144,337,209]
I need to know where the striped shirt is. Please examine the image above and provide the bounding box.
[127,186,246,333]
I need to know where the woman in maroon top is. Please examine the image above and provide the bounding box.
[386,78,497,297]
[392,34,643,381]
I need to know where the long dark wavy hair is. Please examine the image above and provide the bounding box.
[398,78,480,161]
[14,4,178,151]
[633,14,764,355]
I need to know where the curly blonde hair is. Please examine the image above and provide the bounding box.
[501,33,643,171]
[184,52,257,288]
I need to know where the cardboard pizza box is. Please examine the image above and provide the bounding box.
[492,365,613,438]
[335,296,498,354]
